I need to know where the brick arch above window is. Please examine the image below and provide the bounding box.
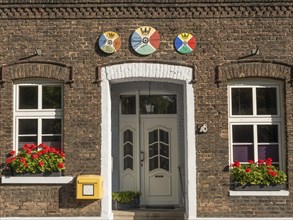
[215,60,293,87]
[0,60,74,88]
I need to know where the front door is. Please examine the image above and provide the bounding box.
[140,117,178,205]
[119,93,179,206]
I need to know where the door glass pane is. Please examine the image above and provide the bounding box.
[159,130,169,144]
[42,86,62,109]
[124,129,133,143]
[124,157,133,170]
[257,88,277,115]
[140,95,177,114]
[149,157,158,171]
[233,145,254,162]
[258,145,279,162]
[123,129,133,170]
[149,143,158,158]
[19,119,38,134]
[124,143,133,157]
[149,130,158,144]
[231,88,252,115]
[121,96,136,114]
[19,86,38,109]
[257,125,278,143]
[160,143,169,157]
[160,157,169,171]
[42,119,61,134]
[232,125,253,143]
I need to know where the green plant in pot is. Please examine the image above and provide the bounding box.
[112,191,140,210]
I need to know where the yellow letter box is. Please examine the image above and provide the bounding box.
[76,175,103,200]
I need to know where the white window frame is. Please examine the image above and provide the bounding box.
[13,79,63,152]
[228,79,284,170]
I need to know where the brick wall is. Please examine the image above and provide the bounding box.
[0,1,292,217]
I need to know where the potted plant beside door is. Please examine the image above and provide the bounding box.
[112,191,140,210]
[230,158,287,191]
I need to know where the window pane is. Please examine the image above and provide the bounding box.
[233,145,254,162]
[160,157,169,171]
[42,86,62,109]
[124,143,133,157]
[159,130,169,144]
[18,136,37,150]
[257,88,277,115]
[19,119,37,134]
[42,136,61,149]
[258,145,279,162]
[149,130,158,144]
[149,157,158,171]
[140,95,177,114]
[231,88,252,115]
[160,143,169,157]
[149,143,158,158]
[124,129,133,143]
[257,125,278,143]
[232,125,253,143]
[19,86,38,109]
[121,96,136,114]
[42,119,61,134]
[124,157,133,170]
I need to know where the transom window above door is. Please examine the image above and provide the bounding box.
[120,95,177,114]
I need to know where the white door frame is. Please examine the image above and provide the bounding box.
[101,63,196,220]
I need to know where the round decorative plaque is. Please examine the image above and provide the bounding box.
[98,31,121,54]
[131,26,160,55]
[174,33,196,54]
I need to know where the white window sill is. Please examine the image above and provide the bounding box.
[1,176,74,184]
[229,190,289,196]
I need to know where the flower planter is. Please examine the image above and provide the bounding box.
[112,196,140,210]
[233,182,284,191]
[13,171,62,177]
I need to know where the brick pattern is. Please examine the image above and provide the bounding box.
[0,1,292,218]
[0,4,292,19]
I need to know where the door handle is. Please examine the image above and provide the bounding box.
[140,151,145,162]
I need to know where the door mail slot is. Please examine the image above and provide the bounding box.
[76,175,103,200]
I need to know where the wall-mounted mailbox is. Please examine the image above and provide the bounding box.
[76,175,103,200]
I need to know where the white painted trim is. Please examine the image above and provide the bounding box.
[1,176,73,184]
[101,62,195,220]
[229,190,290,196]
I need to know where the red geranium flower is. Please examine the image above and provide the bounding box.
[258,159,264,165]
[6,158,11,164]
[248,160,254,164]
[26,149,32,155]
[58,163,65,169]
[31,154,39,159]
[19,158,26,163]
[38,161,44,166]
[245,168,251,173]
[9,150,16,156]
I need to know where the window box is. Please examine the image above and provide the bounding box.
[12,170,62,177]
[233,182,285,191]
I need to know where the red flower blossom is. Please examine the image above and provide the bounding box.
[6,158,11,164]
[30,144,37,150]
[232,160,241,167]
[19,158,26,163]
[258,159,265,165]
[41,148,49,154]
[26,149,32,155]
[38,161,44,166]
[58,163,65,169]
[266,157,273,166]
[268,171,277,177]
[248,160,254,164]
[9,150,16,156]
[60,152,65,158]
[23,144,31,149]
[245,168,251,173]
[32,154,39,159]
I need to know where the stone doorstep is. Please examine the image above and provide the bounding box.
[113,209,185,220]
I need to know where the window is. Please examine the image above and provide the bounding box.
[14,80,63,151]
[229,79,283,168]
